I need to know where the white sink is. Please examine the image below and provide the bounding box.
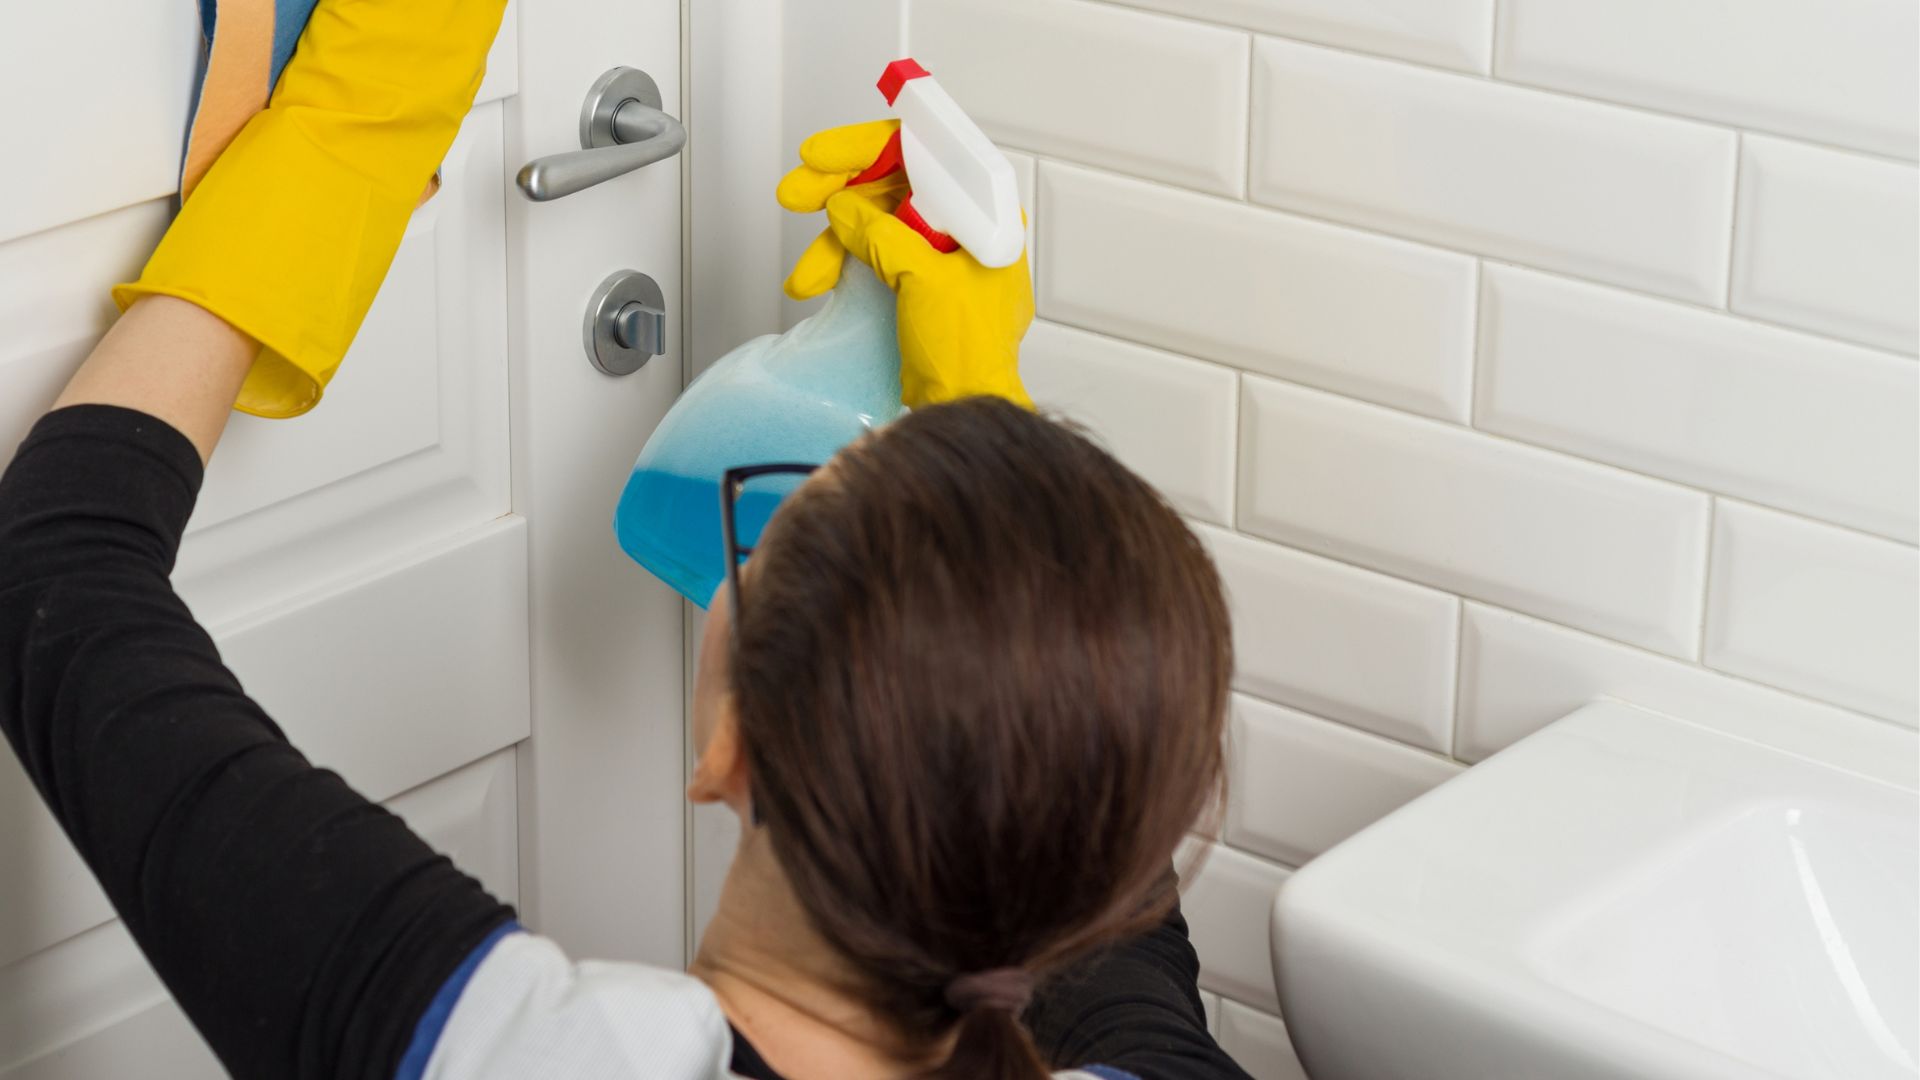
[1273,700,1920,1080]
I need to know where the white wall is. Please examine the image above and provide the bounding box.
[728,3,1920,1076]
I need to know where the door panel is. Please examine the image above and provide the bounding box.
[0,749,522,1078]
[0,518,530,970]
[6,997,223,1080]
[0,0,199,248]
[0,203,167,451]
[174,102,513,626]
[384,746,524,906]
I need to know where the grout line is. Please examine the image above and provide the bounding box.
[1241,33,1257,202]
[1447,599,1467,760]
[1477,257,1920,363]
[1722,131,1745,310]
[1017,149,1918,358]
[1695,657,1911,730]
[1027,156,1042,295]
[1224,371,1241,527]
[1714,493,1919,549]
[1215,834,1301,876]
[1076,0,1492,83]
[1237,365,1713,496]
[1231,454,1666,597]
[1466,259,1486,427]
[1199,827,1302,875]
[1232,683,1456,763]
[1695,497,1718,662]
[1486,0,1501,76]
[1452,598,1898,730]
[1211,994,1287,1024]
[1033,313,1254,380]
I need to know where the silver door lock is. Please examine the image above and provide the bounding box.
[584,270,665,376]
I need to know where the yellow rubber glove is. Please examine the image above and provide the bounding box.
[113,0,508,418]
[778,122,1033,410]
[776,120,912,301]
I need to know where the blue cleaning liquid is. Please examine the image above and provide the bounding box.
[614,474,792,602]
[614,262,905,607]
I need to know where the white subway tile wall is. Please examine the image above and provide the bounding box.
[1216,999,1311,1080]
[1239,376,1711,656]
[1107,0,1494,74]
[1249,37,1738,304]
[1226,695,1462,866]
[1494,0,1920,159]
[1456,602,1918,787]
[1476,264,1920,542]
[1179,840,1292,1012]
[1704,502,1920,724]
[1731,137,1920,354]
[1199,524,1458,751]
[809,0,1918,1061]
[1038,164,1477,420]
[910,0,1250,195]
[1024,321,1239,524]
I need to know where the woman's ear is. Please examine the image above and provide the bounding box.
[687,701,755,820]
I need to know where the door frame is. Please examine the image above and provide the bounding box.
[505,0,690,968]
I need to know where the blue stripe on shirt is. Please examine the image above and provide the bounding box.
[394,921,522,1080]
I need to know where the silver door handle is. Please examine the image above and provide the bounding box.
[517,67,685,202]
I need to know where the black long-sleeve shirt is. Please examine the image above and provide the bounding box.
[0,404,1250,1080]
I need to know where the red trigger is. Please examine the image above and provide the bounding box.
[848,130,905,186]
[846,129,960,254]
[895,195,960,254]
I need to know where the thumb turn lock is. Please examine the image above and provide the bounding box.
[585,270,665,376]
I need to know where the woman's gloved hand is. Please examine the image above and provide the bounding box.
[113,0,509,418]
[777,119,910,298]
[778,122,1034,410]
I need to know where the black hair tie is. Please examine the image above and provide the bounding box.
[945,968,1035,1013]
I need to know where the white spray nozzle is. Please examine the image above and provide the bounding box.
[877,59,1025,268]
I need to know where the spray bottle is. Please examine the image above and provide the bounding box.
[614,58,1024,607]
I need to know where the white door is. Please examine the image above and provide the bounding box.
[0,0,687,1073]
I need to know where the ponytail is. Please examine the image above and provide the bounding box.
[921,967,1046,1079]
[922,1008,1049,1080]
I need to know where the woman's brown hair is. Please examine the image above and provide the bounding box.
[731,397,1232,1078]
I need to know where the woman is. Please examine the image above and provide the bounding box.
[1,4,1251,1078]
[1,303,1247,1078]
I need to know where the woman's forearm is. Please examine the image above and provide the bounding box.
[53,295,254,464]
